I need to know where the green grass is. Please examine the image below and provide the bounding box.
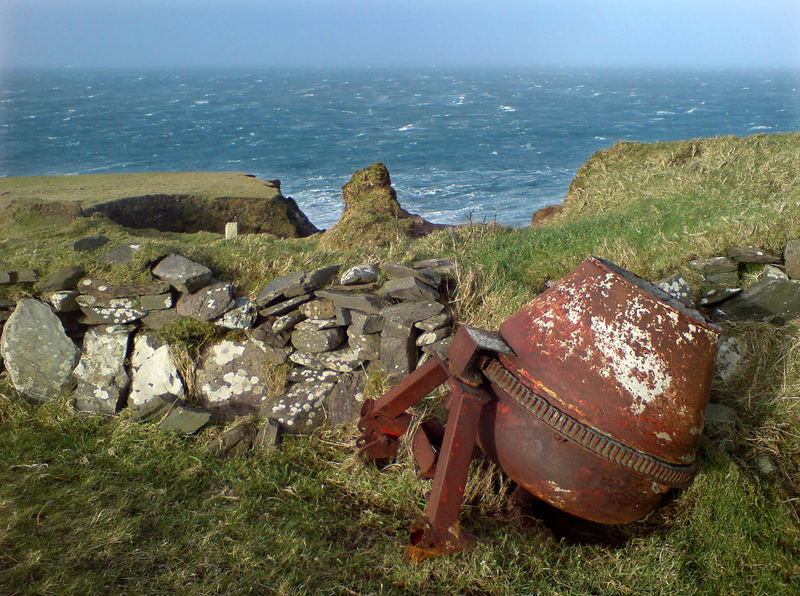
[2,131,800,593]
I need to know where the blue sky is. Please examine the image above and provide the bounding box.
[2,0,799,69]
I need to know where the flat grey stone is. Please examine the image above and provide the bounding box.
[416,326,450,346]
[655,273,693,306]
[80,306,146,325]
[415,311,451,332]
[380,301,444,325]
[705,271,739,286]
[263,382,335,433]
[255,270,305,306]
[704,403,737,452]
[299,299,336,320]
[99,243,141,265]
[14,269,38,284]
[726,246,781,264]
[196,339,271,421]
[699,287,741,307]
[128,332,185,418]
[413,258,458,275]
[77,277,171,298]
[762,265,788,280]
[0,299,80,402]
[422,335,455,358]
[176,281,234,321]
[378,276,440,302]
[383,262,442,287]
[713,278,800,324]
[39,265,85,292]
[340,264,380,286]
[0,271,11,285]
[291,327,346,353]
[259,294,313,317]
[289,348,365,372]
[714,336,745,383]
[315,289,389,314]
[380,321,417,379]
[215,297,257,330]
[73,325,132,414]
[73,235,110,252]
[48,290,79,313]
[349,311,384,334]
[140,309,181,330]
[347,331,381,360]
[689,256,738,274]
[294,318,341,331]
[272,310,306,333]
[159,406,211,434]
[140,293,173,311]
[289,368,340,384]
[247,322,291,348]
[326,371,367,426]
[291,265,341,297]
[785,239,800,279]
[152,254,213,292]
[335,307,351,326]
[253,419,281,450]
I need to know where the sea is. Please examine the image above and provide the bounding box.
[1,68,798,229]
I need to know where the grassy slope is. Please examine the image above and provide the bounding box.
[2,132,800,594]
[0,171,282,208]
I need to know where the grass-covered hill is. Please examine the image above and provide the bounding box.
[1,132,799,594]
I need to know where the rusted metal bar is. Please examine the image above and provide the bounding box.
[405,379,489,562]
[356,357,449,460]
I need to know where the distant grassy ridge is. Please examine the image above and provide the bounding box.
[1,132,799,593]
[0,171,282,208]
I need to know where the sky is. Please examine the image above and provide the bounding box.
[1,0,799,70]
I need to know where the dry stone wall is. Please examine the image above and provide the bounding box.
[0,244,457,442]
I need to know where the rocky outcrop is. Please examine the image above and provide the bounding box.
[1,299,80,402]
[320,163,444,249]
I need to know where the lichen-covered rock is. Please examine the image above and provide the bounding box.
[294,319,340,331]
[216,297,257,330]
[79,305,147,325]
[196,339,271,420]
[176,281,234,321]
[689,256,737,274]
[340,264,380,286]
[140,309,181,330]
[263,382,336,433]
[73,325,132,414]
[291,327,346,353]
[140,293,173,311]
[272,310,305,333]
[289,368,340,384]
[0,299,80,402]
[255,266,340,306]
[259,294,314,317]
[246,323,293,364]
[415,311,451,332]
[416,326,450,347]
[655,273,693,306]
[128,332,185,419]
[48,290,80,313]
[299,299,336,320]
[349,311,384,334]
[77,277,171,298]
[699,287,741,307]
[152,254,213,292]
[347,329,381,360]
[315,289,389,314]
[785,240,800,279]
[714,336,745,383]
[289,347,366,372]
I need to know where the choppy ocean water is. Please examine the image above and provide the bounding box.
[1,68,798,228]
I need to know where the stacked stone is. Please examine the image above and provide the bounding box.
[257,259,456,434]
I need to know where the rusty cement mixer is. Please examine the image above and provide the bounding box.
[356,256,720,561]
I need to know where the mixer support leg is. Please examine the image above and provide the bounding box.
[405,379,489,562]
